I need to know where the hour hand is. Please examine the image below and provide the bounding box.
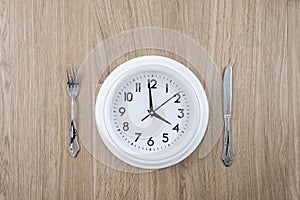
[141,110,171,125]
[152,112,171,125]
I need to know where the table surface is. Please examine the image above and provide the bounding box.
[0,0,299,199]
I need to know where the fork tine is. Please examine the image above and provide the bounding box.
[67,68,70,83]
[71,67,74,83]
[71,67,75,83]
[67,67,79,86]
[71,67,79,84]
[72,67,76,82]
[70,68,73,84]
[74,68,79,83]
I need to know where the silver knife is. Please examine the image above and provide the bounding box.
[222,66,233,166]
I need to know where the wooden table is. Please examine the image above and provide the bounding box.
[0,0,299,199]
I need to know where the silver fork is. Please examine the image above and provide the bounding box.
[67,67,80,157]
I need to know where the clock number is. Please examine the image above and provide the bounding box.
[174,93,181,103]
[172,123,179,132]
[147,137,154,146]
[123,122,129,131]
[177,108,184,118]
[148,79,157,89]
[135,132,142,142]
[162,133,169,143]
[124,92,133,102]
[166,83,169,93]
[135,82,141,92]
[119,107,126,116]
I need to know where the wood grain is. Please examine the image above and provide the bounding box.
[0,0,299,199]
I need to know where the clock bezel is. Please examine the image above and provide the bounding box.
[95,56,209,169]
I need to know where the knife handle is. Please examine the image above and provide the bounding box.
[222,116,233,166]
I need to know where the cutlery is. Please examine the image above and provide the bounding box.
[222,66,233,166]
[67,67,80,157]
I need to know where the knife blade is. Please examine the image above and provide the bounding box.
[222,66,233,166]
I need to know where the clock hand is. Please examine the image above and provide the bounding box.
[141,92,179,122]
[148,79,154,111]
[153,92,179,112]
[141,80,155,122]
[141,110,171,125]
[141,109,155,122]
[141,113,150,122]
[151,112,171,125]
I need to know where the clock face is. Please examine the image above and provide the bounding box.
[112,71,192,153]
[95,56,209,169]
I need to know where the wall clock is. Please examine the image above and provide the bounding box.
[95,56,209,169]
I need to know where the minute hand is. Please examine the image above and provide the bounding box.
[153,92,179,112]
[141,92,179,122]
[148,80,154,111]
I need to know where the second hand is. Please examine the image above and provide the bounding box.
[141,92,179,122]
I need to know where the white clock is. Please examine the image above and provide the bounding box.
[95,56,209,169]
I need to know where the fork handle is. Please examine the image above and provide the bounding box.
[69,119,80,157]
[222,117,233,166]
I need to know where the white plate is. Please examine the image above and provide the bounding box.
[95,56,209,169]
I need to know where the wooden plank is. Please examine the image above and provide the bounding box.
[0,0,299,199]
[286,0,300,199]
